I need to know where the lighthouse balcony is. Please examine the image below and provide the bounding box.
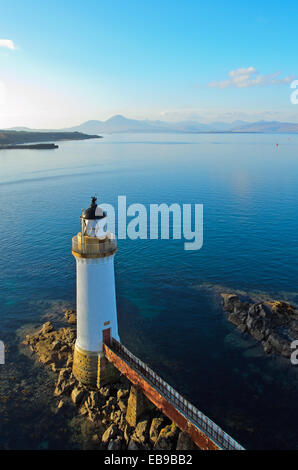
[72,232,117,258]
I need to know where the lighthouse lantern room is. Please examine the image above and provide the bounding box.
[72,197,120,387]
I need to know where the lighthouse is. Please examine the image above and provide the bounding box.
[72,196,120,388]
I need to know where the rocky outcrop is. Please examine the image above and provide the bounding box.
[154,423,179,450]
[64,309,77,325]
[23,319,198,451]
[102,424,119,444]
[149,416,167,444]
[221,294,298,358]
[24,321,75,371]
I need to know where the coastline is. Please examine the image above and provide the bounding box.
[0,130,102,147]
[0,143,59,150]
[22,311,198,451]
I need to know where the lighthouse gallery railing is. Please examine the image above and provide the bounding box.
[108,338,244,451]
[72,234,117,256]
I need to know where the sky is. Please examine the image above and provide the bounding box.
[0,0,298,128]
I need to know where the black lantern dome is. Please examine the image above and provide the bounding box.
[81,196,107,220]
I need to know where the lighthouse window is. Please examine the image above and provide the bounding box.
[103,224,107,232]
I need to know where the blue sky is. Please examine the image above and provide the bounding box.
[0,0,297,127]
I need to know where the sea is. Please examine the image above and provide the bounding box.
[0,132,298,449]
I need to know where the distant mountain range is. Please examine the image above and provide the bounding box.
[7,115,298,134]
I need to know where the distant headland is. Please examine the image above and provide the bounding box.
[0,143,59,150]
[0,130,102,148]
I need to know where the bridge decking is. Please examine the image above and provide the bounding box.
[103,339,244,451]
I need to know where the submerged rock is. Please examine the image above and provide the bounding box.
[108,438,123,450]
[221,293,298,358]
[57,400,65,409]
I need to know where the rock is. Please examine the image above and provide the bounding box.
[221,294,249,332]
[176,431,198,450]
[267,332,292,358]
[127,438,149,450]
[51,340,62,351]
[105,396,117,410]
[133,418,150,444]
[100,386,111,398]
[228,310,248,332]
[66,354,73,368]
[78,404,88,416]
[108,438,123,450]
[38,349,59,366]
[154,423,179,450]
[64,309,77,325]
[150,417,167,444]
[290,320,298,334]
[87,408,100,423]
[57,368,71,385]
[102,424,118,445]
[117,388,129,401]
[127,439,140,450]
[222,292,298,359]
[262,340,273,354]
[118,398,127,413]
[270,301,295,318]
[245,303,272,341]
[124,424,133,444]
[40,322,54,335]
[110,410,121,425]
[88,390,102,408]
[23,322,77,374]
[54,368,75,396]
[71,387,87,406]
[221,294,242,313]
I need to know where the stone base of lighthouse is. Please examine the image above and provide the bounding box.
[73,344,120,389]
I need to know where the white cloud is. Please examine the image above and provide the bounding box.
[209,67,294,89]
[0,39,16,50]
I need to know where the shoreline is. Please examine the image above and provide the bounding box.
[0,129,102,147]
[0,143,59,150]
[22,311,198,451]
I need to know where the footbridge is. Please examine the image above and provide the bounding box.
[103,338,244,451]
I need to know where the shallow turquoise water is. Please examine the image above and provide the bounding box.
[1,133,298,449]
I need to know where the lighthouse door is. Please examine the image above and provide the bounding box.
[103,328,111,346]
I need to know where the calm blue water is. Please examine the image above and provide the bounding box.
[1,133,298,449]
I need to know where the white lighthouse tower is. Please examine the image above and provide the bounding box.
[72,196,120,387]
